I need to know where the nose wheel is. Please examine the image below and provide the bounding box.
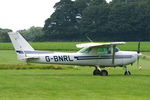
[124,66,131,75]
[93,66,108,76]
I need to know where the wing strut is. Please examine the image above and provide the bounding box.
[112,45,116,65]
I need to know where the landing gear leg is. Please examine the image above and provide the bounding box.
[124,66,131,75]
[93,65,108,76]
[93,65,101,75]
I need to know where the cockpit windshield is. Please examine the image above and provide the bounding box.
[115,47,120,52]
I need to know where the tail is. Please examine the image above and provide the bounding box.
[8,32,34,61]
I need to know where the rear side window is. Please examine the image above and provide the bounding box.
[97,48,108,54]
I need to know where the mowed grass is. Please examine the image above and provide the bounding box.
[0,42,150,51]
[0,68,150,100]
[0,42,80,51]
[0,41,150,100]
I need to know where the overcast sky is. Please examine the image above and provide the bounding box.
[0,0,112,31]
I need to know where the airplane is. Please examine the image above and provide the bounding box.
[8,32,142,76]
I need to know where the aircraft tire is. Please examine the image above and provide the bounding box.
[93,69,101,75]
[101,70,108,76]
[124,71,131,75]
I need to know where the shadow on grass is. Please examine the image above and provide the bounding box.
[11,72,150,77]
[109,74,150,77]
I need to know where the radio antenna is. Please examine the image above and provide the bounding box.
[86,36,93,42]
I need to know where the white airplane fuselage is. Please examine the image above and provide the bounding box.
[18,50,138,67]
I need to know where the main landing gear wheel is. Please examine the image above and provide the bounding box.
[101,70,108,76]
[93,69,101,75]
[93,66,108,76]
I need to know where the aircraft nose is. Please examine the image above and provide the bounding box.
[137,53,142,57]
[133,52,142,59]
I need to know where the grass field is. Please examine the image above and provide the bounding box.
[0,67,150,100]
[0,42,150,51]
[0,42,150,100]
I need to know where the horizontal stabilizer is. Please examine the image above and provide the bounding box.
[25,56,39,59]
[25,56,40,62]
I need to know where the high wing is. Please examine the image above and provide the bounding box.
[76,42,126,65]
[76,42,126,48]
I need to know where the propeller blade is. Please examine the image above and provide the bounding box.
[137,41,140,54]
[137,41,142,69]
[137,55,140,68]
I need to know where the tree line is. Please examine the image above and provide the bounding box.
[43,0,150,41]
[1,0,150,42]
[0,27,44,42]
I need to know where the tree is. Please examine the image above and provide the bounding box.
[80,3,110,41]
[108,1,150,41]
[20,26,44,42]
[43,0,150,41]
[0,28,12,42]
[43,0,80,41]
[91,0,106,5]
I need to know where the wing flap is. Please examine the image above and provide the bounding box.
[25,56,39,60]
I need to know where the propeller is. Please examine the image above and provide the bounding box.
[137,41,140,54]
[137,41,141,69]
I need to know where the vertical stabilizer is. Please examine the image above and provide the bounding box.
[8,32,34,51]
[8,32,34,61]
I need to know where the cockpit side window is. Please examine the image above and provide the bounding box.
[97,48,109,54]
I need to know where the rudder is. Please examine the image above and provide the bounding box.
[8,32,35,61]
